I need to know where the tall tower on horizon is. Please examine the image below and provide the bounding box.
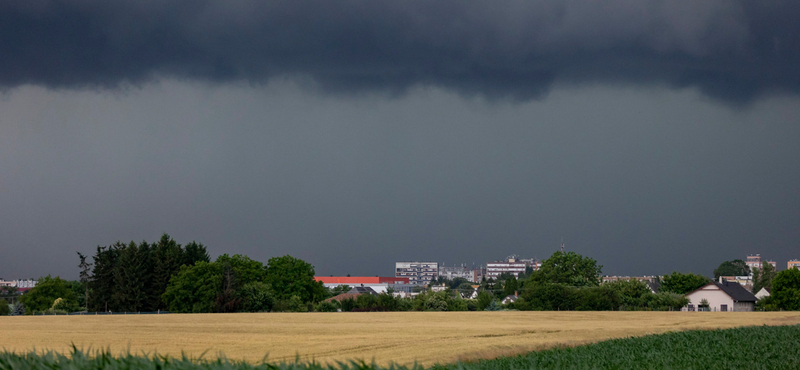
[560,238,564,252]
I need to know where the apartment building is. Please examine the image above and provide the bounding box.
[395,262,439,285]
[0,279,37,288]
[788,260,800,270]
[438,265,485,283]
[485,256,539,279]
[746,254,762,271]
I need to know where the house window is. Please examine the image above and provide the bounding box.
[721,304,728,312]
[688,304,694,311]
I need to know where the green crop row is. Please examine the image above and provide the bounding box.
[2,325,799,370]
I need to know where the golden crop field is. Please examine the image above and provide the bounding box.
[1,312,799,366]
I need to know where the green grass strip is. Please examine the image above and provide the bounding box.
[1,325,798,370]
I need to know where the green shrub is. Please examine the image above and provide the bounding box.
[314,300,339,312]
[287,295,307,312]
[238,282,274,312]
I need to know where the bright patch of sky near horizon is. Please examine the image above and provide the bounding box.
[1,81,799,280]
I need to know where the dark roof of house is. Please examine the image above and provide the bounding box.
[714,281,757,302]
[647,280,661,293]
[348,286,378,295]
[502,295,518,303]
[324,293,361,303]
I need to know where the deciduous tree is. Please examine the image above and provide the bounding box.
[162,262,222,313]
[770,268,800,311]
[661,272,711,295]
[713,259,750,279]
[19,276,79,314]
[529,251,602,287]
[264,255,325,303]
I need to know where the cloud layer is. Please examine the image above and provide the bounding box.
[2,0,799,102]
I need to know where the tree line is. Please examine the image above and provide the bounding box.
[6,236,800,314]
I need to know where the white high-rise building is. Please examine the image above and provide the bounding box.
[485,255,540,279]
[395,262,439,285]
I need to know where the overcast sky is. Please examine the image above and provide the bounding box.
[2,0,799,280]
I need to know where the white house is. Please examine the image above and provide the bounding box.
[755,287,771,300]
[501,292,519,305]
[684,279,757,312]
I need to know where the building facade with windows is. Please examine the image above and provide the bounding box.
[789,260,800,270]
[683,279,757,312]
[485,256,539,279]
[395,262,439,285]
[438,265,485,283]
[0,279,37,288]
[746,254,762,271]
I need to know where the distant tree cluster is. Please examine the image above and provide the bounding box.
[163,254,326,313]
[88,234,210,312]
[501,252,688,311]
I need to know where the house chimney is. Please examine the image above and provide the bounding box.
[514,291,518,297]
[718,276,723,284]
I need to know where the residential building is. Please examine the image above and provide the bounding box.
[501,292,519,305]
[683,278,757,312]
[745,254,762,271]
[755,287,771,300]
[519,258,543,271]
[438,265,485,283]
[485,255,539,279]
[348,286,378,295]
[0,279,36,288]
[315,276,411,294]
[602,276,660,284]
[765,260,777,269]
[395,262,439,285]
[789,260,800,270]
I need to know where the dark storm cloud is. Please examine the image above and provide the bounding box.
[2,0,799,102]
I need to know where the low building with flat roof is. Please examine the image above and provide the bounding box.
[315,276,411,294]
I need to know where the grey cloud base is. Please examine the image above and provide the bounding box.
[2,0,799,103]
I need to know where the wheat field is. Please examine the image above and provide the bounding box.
[1,312,798,366]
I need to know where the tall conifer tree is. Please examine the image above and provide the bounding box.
[114,241,151,311]
[183,241,210,266]
[88,243,121,312]
[150,234,183,310]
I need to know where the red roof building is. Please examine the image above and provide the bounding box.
[315,276,409,285]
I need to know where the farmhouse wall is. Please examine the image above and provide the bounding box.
[685,286,734,311]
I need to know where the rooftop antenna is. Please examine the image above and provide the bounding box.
[560,237,564,252]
